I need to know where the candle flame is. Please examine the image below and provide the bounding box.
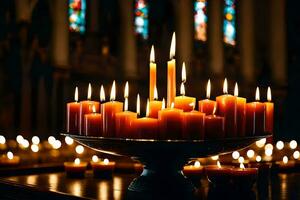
[7,151,13,160]
[223,78,228,94]
[110,81,116,101]
[182,62,186,83]
[92,105,96,113]
[124,81,129,98]
[206,79,211,99]
[255,87,260,101]
[162,98,166,109]
[103,158,109,165]
[283,156,288,164]
[240,163,245,169]
[87,83,92,100]
[194,161,201,168]
[92,155,99,162]
[171,102,175,109]
[75,158,80,165]
[180,82,185,96]
[169,32,176,59]
[100,85,105,102]
[154,86,158,100]
[234,82,238,97]
[150,45,155,63]
[267,87,272,102]
[146,99,150,117]
[136,94,140,115]
[217,161,221,168]
[74,87,78,102]
[124,98,128,111]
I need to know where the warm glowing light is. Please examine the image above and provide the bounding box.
[7,151,13,160]
[169,32,176,59]
[182,62,186,83]
[21,139,29,148]
[223,78,228,94]
[124,98,128,112]
[16,135,24,144]
[283,156,288,164]
[265,148,273,156]
[162,98,166,109]
[150,45,155,63]
[136,94,140,115]
[92,105,96,113]
[265,143,273,150]
[154,86,158,100]
[180,82,185,96]
[92,155,99,162]
[100,85,105,102]
[52,140,62,149]
[232,151,240,160]
[110,81,116,101]
[171,102,175,109]
[31,144,39,152]
[240,163,245,169]
[75,158,80,165]
[75,87,78,102]
[267,87,272,102]
[65,136,74,145]
[238,156,245,163]
[103,158,109,165]
[293,151,300,159]
[0,135,6,144]
[256,155,262,162]
[256,138,266,148]
[194,161,201,168]
[234,82,238,97]
[217,161,221,168]
[211,155,219,160]
[75,145,84,154]
[276,141,284,150]
[206,79,211,99]
[255,87,260,101]
[48,136,56,145]
[289,140,297,149]
[146,99,150,117]
[247,149,255,158]
[32,136,40,145]
[87,83,92,100]
[124,81,129,98]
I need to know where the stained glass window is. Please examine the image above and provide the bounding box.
[134,0,149,39]
[194,0,207,41]
[69,0,86,34]
[223,0,236,45]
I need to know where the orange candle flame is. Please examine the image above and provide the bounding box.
[154,86,158,100]
[136,94,140,116]
[74,87,78,102]
[146,99,150,117]
[180,82,185,96]
[124,81,129,99]
[75,158,80,165]
[169,32,176,59]
[206,79,211,99]
[267,87,272,102]
[100,85,105,102]
[87,83,92,100]
[255,87,260,101]
[150,45,155,63]
[234,82,238,97]
[103,158,109,165]
[110,81,116,101]
[182,62,186,83]
[223,78,228,94]
[162,98,166,109]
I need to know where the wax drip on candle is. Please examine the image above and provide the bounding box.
[212,104,217,115]
[136,94,140,116]
[234,82,238,97]
[162,98,166,109]
[146,99,150,117]
[169,32,176,59]
[154,86,158,100]
[223,78,228,94]
[100,85,105,102]
[150,45,155,63]
[87,83,92,100]
[75,158,80,165]
[180,82,185,96]
[206,79,211,99]
[255,87,260,101]
[110,81,116,101]
[75,87,78,102]
[267,87,272,102]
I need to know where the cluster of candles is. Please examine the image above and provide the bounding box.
[67,33,273,139]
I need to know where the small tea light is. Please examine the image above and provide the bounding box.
[90,157,115,178]
[275,156,295,170]
[230,163,258,189]
[183,161,204,177]
[64,158,87,178]
[205,161,233,186]
[0,151,20,166]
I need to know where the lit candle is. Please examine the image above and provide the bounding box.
[234,83,246,137]
[204,106,225,140]
[149,45,157,101]
[246,87,266,136]
[183,161,204,176]
[66,87,80,134]
[230,163,258,189]
[174,63,196,112]
[158,102,183,139]
[90,157,116,178]
[115,82,137,138]
[0,151,20,166]
[79,84,100,135]
[264,87,274,134]
[149,86,162,118]
[133,99,159,139]
[84,105,102,136]
[198,79,217,115]
[102,81,123,137]
[205,161,233,183]
[100,84,106,112]
[216,78,237,137]
[64,158,88,177]
[181,103,205,140]
[167,32,176,107]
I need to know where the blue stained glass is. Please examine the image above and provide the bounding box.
[223,0,236,45]
[134,0,149,39]
[69,0,86,34]
[194,0,207,41]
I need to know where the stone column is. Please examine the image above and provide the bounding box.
[207,0,223,75]
[52,0,69,68]
[119,0,137,78]
[269,0,287,85]
[239,0,255,83]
